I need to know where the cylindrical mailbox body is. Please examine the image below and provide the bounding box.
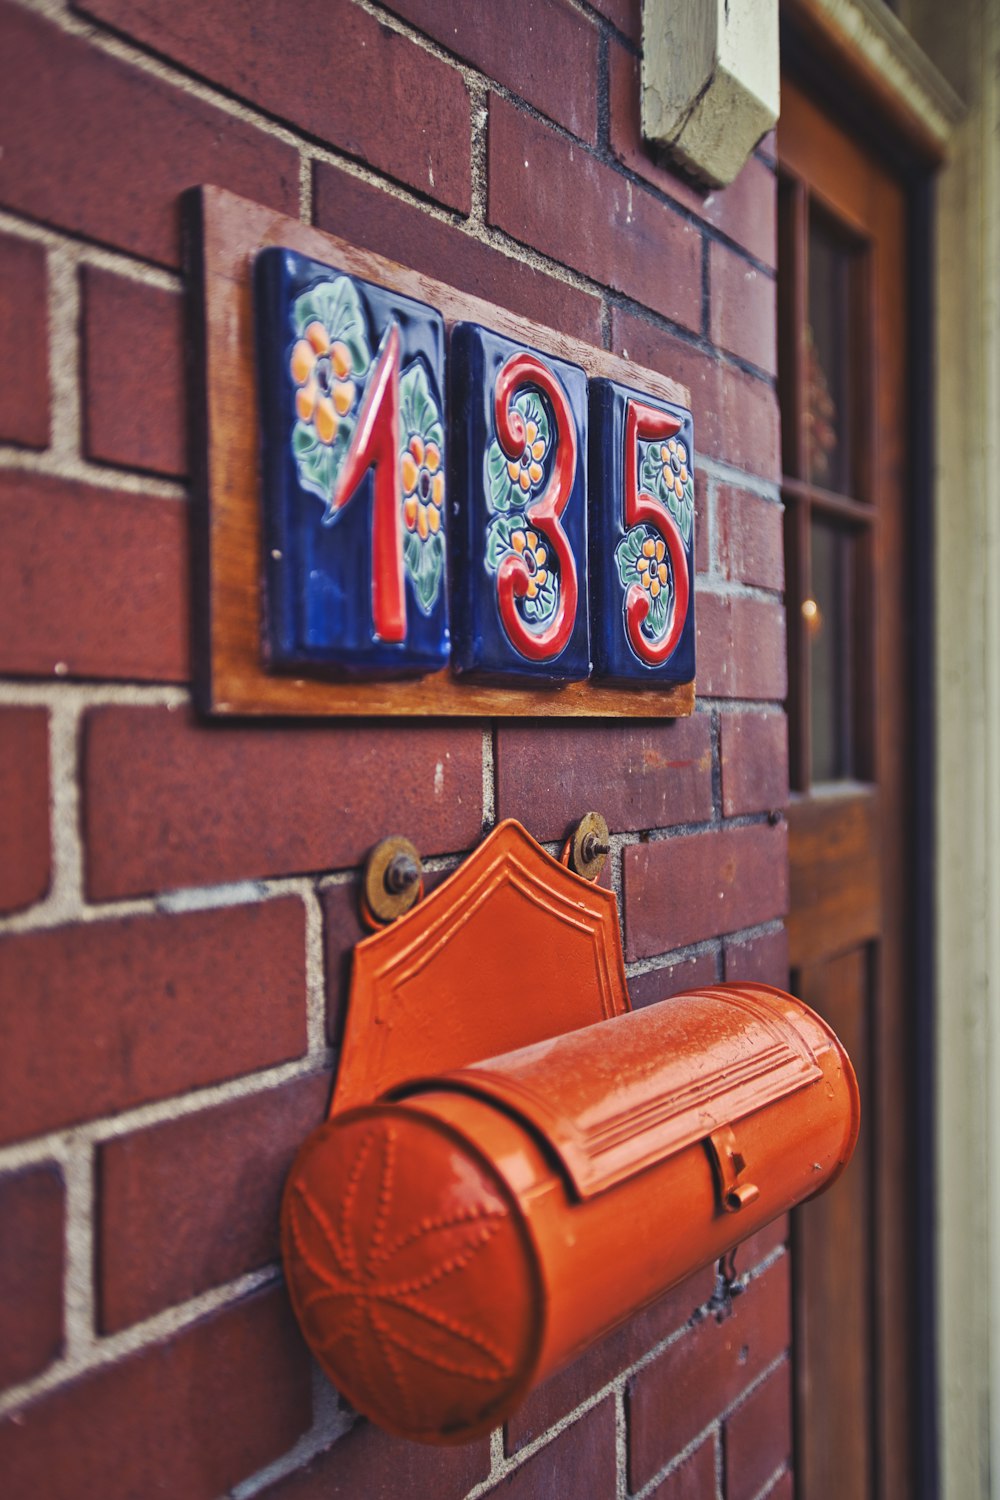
[282,984,859,1444]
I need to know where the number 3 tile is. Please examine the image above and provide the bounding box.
[449,323,591,682]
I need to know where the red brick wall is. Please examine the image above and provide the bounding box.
[0,0,790,1495]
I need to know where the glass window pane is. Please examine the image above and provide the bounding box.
[807,212,859,493]
[809,515,857,782]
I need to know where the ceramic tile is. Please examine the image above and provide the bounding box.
[255,247,449,675]
[449,323,590,682]
[589,378,695,683]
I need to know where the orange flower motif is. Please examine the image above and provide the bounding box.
[290,322,357,446]
[506,419,547,493]
[402,435,445,541]
[510,527,549,599]
[636,536,669,599]
[659,437,689,502]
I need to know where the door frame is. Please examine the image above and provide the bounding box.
[777,7,946,1496]
[778,7,1000,1497]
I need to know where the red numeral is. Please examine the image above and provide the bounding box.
[328,322,406,643]
[623,399,690,665]
[494,353,579,661]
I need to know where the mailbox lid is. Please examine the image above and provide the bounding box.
[399,986,826,1198]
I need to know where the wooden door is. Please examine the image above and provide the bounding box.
[778,79,916,1500]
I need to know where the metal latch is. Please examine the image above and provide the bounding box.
[707,1124,760,1213]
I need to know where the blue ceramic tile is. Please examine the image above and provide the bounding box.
[449,324,590,682]
[255,247,449,676]
[589,378,696,684]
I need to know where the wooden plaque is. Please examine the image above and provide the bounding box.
[188,185,696,717]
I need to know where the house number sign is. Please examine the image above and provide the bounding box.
[192,188,696,719]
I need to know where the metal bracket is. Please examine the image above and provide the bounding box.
[565,811,610,882]
[361,836,424,927]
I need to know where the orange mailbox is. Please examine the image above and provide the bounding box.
[282,820,858,1444]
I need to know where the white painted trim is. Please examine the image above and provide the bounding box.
[929,2,1000,1495]
[789,0,964,150]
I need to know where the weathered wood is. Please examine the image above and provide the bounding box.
[188,185,695,719]
[786,788,881,967]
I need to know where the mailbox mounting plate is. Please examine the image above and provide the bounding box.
[331,820,631,1117]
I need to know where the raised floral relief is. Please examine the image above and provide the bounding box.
[289,276,371,509]
[484,388,559,627]
[400,362,446,615]
[615,434,694,652]
[288,278,446,615]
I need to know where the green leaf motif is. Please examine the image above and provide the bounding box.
[635,440,694,550]
[293,277,371,378]
[403,529,422,583]
[521,582,557,624]
[415,533,445,615]
[616,524,674,642]
[485,513,522,572]
[486,442,517,513]
[400,361,443,449]
[403,525,445,616]
[515,388,550,452]
[292,418,354,509]
[615,526,647,591]
[645,586,670,637]
[484,386,553,516]
[639,444,662,496]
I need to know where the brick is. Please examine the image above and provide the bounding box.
[0,1286,311,1500]
[627,951,721,1009]
[98,1072,330,1332]
[695,469,710,575]
[696,593,787,701]
[0,3,298,269]
[488,96,702,330]
[647,1437,717,1500]
[256,1420,491,1499]
[0,899,307,1146]
[723,927,790,990]
[612,309,780,482]
[321,881,365,1046]
[387,0,599,142]
[0,1164,64,1390]
[710,242,777,375]
[716,484,784,591]
[0,233,48,448]
[734,1216,788,1274]
[724,1362,792,1500]
[83,707,484,899]
[608,41,777,268]
[496,717,713,842]
[627,1258,791,1490]
[81,268,185,478]
[720,712,788,817]
[507,1265,714,1452]
[76,0,470,214]
[0,707,50,915]
[623,822,788,960]
[0,472,189,683]
[500,1400,617,1498]
[313,162,602,344]
[591,0,640,42]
